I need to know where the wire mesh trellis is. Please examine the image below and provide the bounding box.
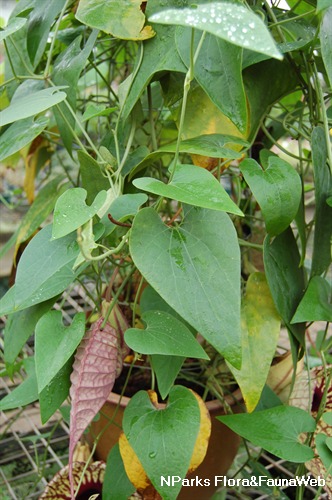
[0,286,94,500]
[0,285,330,500]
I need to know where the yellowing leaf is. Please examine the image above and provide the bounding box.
[171,85,248,170]
[188,391,211,473]
[23,136,52,203]
[230,273,281,412]
[179,85,247,141]
[119,389,211,494]
[76,0,155,41]
[119,433,150,490]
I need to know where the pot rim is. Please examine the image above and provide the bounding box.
[106,387,242,411]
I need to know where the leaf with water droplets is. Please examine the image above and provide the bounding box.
[149,2,282,60]
[69,312,129,496]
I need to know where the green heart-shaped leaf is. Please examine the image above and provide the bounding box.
[52,187,107,239]
[218,406,316,462]
[140,286,187,399]
[150,356,183,400]
[123,386,200,499]
[241,157,302,236]
[134,164,243,216]
[0,86,67,126]
[292,276,332,323]
[125,310,209,359]
[230,273,280,413]
[130,207,241,368]
[149,2,282,60]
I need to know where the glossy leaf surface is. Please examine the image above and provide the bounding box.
[241,157,302,236]
[130,207,241,368]
[134,164,243,215]
[149,2,282,60]
[125,310,208,358]
[52,188,107,239]
[122,387,200,499]
[218,406,316,462]
[230,273,280,413]
[0,87,67,126]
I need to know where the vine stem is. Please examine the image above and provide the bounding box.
[170,29,206,181]
[101,266,136,328]
[313,63,332,174]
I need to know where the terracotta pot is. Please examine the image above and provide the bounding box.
[88,391,241,499]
